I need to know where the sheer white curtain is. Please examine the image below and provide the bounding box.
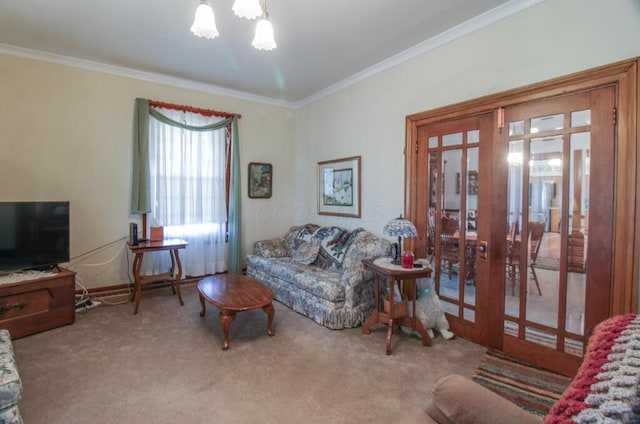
[146,107,228,276]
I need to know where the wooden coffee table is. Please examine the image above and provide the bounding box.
[197,274,275,350]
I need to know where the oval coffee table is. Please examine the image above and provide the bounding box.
[198,274,275,350]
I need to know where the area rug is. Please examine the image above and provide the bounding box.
[472,349,572,417]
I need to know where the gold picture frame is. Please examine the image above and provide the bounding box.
[317,156,361,218]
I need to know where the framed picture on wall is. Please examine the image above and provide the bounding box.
[248,162,272,198]
[317,156,361,218]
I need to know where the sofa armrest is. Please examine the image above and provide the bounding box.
[406,375,541,424]
[341,265,374,305]
[254,237,288,258]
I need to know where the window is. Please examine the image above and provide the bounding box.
[146,107,229,276]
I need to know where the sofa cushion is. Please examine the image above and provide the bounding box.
[254,237,288,258]
[292,239,321,265]
[291,268,344,302]
[246,255,345,302]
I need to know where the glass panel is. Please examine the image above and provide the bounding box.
[505,139,523,317]
[441,300,456,316]
[564,337,583,357]
[467,129,479,144]
[426,151,439,267]
[509,120,524,136]
[442,132,462,147]
[429,136,438,149]
[438,149,462,302]
[571,110,591,127]
[525,326,557,349]
[525,136,563,329]
[504,320,518,337]
[530,114,563,133]
[463,308,475,321]
[564,132,589,337]
[464,147,479,307]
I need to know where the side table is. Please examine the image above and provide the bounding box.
[127,238,188,314]
[362,257,433,354]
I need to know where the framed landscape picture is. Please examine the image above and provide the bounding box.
[317,156,361,218]
[248,162,272,198]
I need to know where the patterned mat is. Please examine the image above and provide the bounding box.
[473,349,572,417]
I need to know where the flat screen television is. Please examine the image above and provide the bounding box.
[0,201,70,273]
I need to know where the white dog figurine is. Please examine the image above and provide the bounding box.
[402,277,454,340]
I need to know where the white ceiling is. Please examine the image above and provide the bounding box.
[0,0,538,106]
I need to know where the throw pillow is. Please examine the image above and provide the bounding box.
[292,239,321,265]
[284,224,320,256]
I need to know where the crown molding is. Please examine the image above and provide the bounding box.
[0,0,542,110]
[293,0,544,108]
[0,43,293,109]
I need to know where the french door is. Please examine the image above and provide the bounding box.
[498,87,615,376]
[412,86,616,376]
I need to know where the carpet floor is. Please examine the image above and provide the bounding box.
[473,349,572,417]
[12,283,486,424]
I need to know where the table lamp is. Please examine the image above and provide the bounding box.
[383,214,418,265]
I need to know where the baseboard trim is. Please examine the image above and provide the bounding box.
[75,274,223,298]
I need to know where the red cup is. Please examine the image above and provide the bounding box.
[401,251,414,268]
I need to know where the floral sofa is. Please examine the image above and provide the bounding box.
[246,224,391,329]
[0,330,23,424]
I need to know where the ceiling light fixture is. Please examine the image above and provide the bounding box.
[251,0,276,50]
[232,0,262,20]
[191,0,276,51]
[252,1,277,51]
[191,0,218,39]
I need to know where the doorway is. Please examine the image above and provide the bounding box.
[405,59,638,377]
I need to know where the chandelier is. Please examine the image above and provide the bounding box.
[191,0,277,51]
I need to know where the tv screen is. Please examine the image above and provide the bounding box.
[0,201,70,272]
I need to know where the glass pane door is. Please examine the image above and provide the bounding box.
[421,116,483,335]
[501,87,614,376]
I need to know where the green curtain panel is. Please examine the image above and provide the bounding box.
[131,98,242,274]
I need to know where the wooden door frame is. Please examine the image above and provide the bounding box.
[405,58,639,328]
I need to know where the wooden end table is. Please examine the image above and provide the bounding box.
[362,257,433,355]
[127,238,188,315]
[198,274,275,350]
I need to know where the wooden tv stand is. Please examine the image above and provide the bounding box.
[0,268,76,338]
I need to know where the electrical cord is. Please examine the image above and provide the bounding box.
[65,236,134,308]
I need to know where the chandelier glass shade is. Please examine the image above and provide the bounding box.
[252,16,277,51]
[191,0,219,39]
[232,0,262,20]
[191,0,275,50]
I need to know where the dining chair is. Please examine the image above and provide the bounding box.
[440,216,460,279]
[506,221,544,296]
[528,222,545,295]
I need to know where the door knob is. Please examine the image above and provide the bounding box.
[478,241,488,261]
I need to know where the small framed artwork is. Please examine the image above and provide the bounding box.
[317,156,361,218]
[248,162,272,198]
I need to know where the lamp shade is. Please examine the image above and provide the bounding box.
[191,1,219,39]
[232,0,262,19]
[252,17,276,50]
[383,215,418,238]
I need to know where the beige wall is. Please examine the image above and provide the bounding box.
[2,0,639,290]
[294,0,640,237]
[0,55,295,289]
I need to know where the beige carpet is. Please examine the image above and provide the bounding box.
[12,284,486,424]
